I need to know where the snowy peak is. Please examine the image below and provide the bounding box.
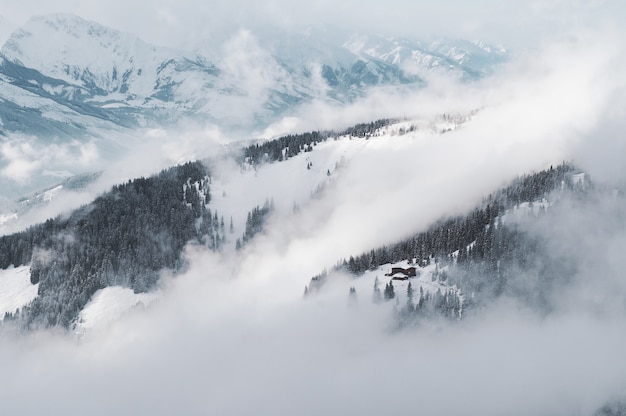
[428,38,508,74]
[3,14,132,74]
[1,13,180,95]
[345,34,508,78]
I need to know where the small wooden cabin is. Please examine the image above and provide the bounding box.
[385,267,417,280]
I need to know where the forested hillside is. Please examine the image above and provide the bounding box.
[0,161,224,328]
[311,163,588,318]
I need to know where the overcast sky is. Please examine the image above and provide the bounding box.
[1,0,625,50]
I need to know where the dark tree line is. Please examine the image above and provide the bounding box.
[243,132,328,165]
[339,119,396,138]
[1,161,220,329]
[241,119,396,165]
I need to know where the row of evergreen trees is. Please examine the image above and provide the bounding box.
[241,119,396,165]
[243,132,328,164]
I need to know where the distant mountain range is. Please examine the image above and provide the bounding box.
[0,13,507,138]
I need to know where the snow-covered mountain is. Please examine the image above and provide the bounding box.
[0,14,506,136]
[1,14,223,131]
[0,14,390,131]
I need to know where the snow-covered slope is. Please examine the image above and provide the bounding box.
[73,286,159,334]
[0,265,37,319]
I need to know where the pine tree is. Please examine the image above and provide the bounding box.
[372,276,382,303]
[406,281,414,312]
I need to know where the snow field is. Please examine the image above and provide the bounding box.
[0,265,38,318]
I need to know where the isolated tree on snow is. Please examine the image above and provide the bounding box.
[406,281,414,312]
[372,276,382,303]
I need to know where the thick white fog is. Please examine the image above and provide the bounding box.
[1,2,626,415]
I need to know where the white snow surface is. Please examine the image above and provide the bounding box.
[0,265,38,318]
[74,286,159,334]
[500,199,552,224]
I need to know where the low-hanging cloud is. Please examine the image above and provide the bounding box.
[2,225,626,416]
